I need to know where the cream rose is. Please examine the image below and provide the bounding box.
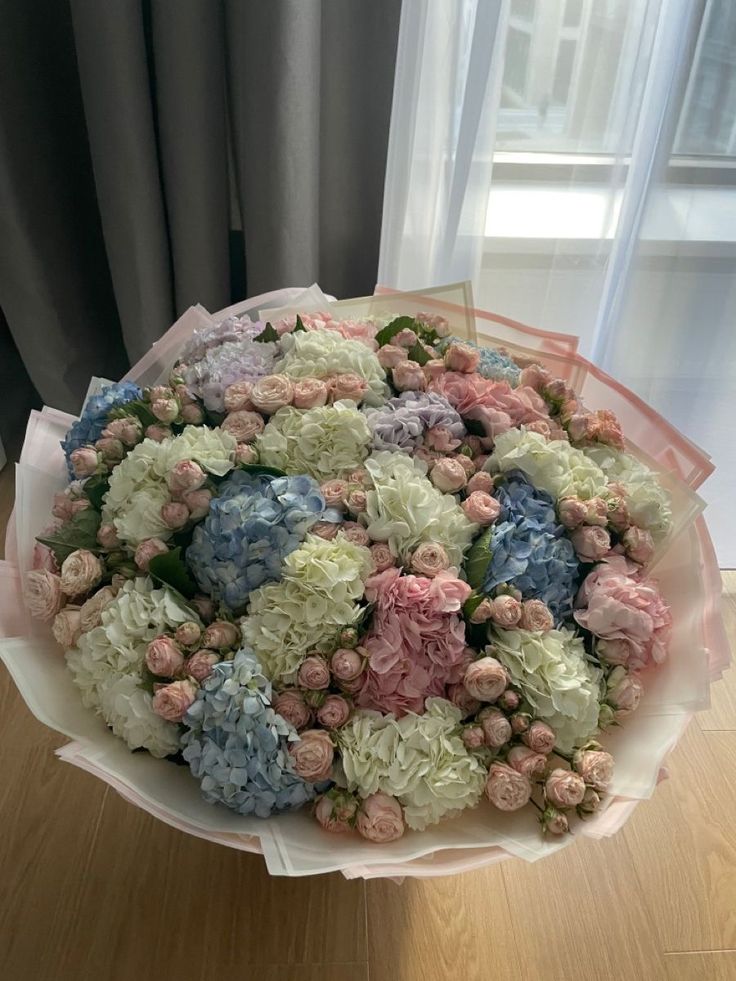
[250,374,294,414]
[60,549,104,596]
[24,570,64,622]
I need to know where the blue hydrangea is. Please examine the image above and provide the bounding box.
[365,391,466,452]
[484,470,579,620]
[182,649,314,818]
[186,469,332,613]
[61,381,141,477]
[441,337,521,386]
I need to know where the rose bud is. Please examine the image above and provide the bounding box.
[377,344,409,370]
[422,358,445,381]
[292,377,329,409]
[392,360,426,392]
[96,523,120,550]
[182,488,212,521]
[146,636,185,677]
[462,725,486,750]
[497,689,521,712]
[24,570,64,622]
[464,656,508,702]
[288,729,335,782]
[545,768,586,808]
[489,594,522,628]
[622,526,655,564]
[339,627,359,648]
[52,607,82,648]
[222,409,265,444]
[51,491,74,521]
[469,598,494,624]
[60,549,104,597]
[145,423,172,442]
[606,493,630,532]
[584,496,609,527]
[598,703,616,728]
[186,649,220,682]
[223,381,253,413]
[329,373,368,403]
[573,749,614,791]
[95,436,125,463]
[518,599,554,633]
[273,689,313,731]
[330,648,363,682]
[485,762,532,811]
[424,426,462,453]
[346,489,367,514]
[473,454,490,471]
[175,621,202,647]
[151,398,180,424]
[337,674,364,695]
[507,745,547,779]
[311,521,339,541]
[235,443,259,465]
[103,416,142,447]
[558,497,587,530]
[466,471,494,495]
[297,655,331,690]
[510,712,532,735]
[446,682,482,718]
[152,679,197,722]
[190,594,215,623]
[369,543,395,573]
[356,792,405,843]
[79,586,116,633]
[411,542,450,578]
[320,479,348,509]
[314,793,358,833]
[161,501,189,530]
[202,620,240,650]
[478,706,512,749]
[522,720,556,754]
[571,525,611,563]
[316,694,351,729]
[542,806,569,835]
[462,491,500,525]
[70,447,99,478]
[250,374,294,414]
[166,459,206,494]
[443,342,480,374]
[341,522,370,547]
[148,385,173,401]
[607,670,644,715]
[577,787,601,817]
[181,403,205,425]
[431,457,467,493]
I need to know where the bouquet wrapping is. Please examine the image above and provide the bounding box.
[0,282,729,879]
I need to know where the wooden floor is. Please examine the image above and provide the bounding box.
[0,462,734,981]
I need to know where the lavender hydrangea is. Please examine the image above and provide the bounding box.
[365,391,466,452]
[182,649,314,817]
[180,314,264,365]
[484,470,579,620]
[181,335,278,412]
[186,469,332,613]
[61,381,141,478]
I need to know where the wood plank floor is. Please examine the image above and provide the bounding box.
[0,462,734,981]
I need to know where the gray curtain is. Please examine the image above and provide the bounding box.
[0,0,401,428]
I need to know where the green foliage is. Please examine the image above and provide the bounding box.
[254,322,279,343]
[37,509,102,566]
[464,527,493,591]
[148,547,197,599]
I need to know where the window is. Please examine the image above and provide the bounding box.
[563,0,583,28]
[552,39,576,106]
[511,0,536,22]
[503,27,532,99]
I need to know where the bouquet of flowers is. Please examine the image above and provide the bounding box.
[0,284,728,877]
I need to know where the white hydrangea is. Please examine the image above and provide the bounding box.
[489,428,609,501]
[240,533,372,680]
[338,699,487,830]
[584,445,672,541]
[102,426,236,546]
[363,451,477,565]
[490,626,603,752]
[66,577,198,757]
[257,401,372,481]
[276,328,388,405]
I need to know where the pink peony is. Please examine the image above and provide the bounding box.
[431,457,467,493]
[462,491,500,525]
[250,374,294,414]
[485,762,532,811]
[463,656,508,702]
[574,555,671,670]
[289,729,335,782]
[356,793,405,843]
[297,655,331,690]
[545,768,586,808]
[273,689,312,731]
[429,372,552,440]
[221,410,264,443]
[146,636,185,677]
[444,342,480,374]
[571,525,611,563]
[411,542,450,578]
[507,745,547,779]
[392,360,426,392]
[316,694,351,729]
[152,680,197,722]
[292,377,329,409]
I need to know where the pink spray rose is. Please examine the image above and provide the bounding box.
[469,598,493,624]
[223,381,254,413]
[478,706,512,748]
[320,479,348,509]
[292,376,329,409]
[222,410,264,443]
[485,762,532,811]
[462,725,486,750]
[186,649,220,683]
[250,374,294,414]
[330,648,364,682]
[24,570,64,621]
[522,720,556,755]
[311,521,339,541]
[462,491,500,525]
[70,447,99,478]
[518,599,554,633]
[607,669,643,715]
[134,538,169,571]
[145,424,173,442]
[96,523,120,549]
[190,595,216,623]
[444,342,480,374]
[273,689,312,731]
[181,403,205,425]
[151,398,179,424]
[489,594,522,628]
[507,745,547,779]
[558,497,587,530]
[329,373,368,403]
[103,416,142,446]
[622,526,655,564]
[288,729,335,782]
[377,344,408,370]
[571,525,611,563]
[431,457,467,493]
[543,807,570,835]
[510,712,532,735]
[297,655,331,690]
[175,621,202,648]
[234,443,259,465]
[146,636,185,677]
[463,656,508,702]
[167,460,206,494]
[314,794,357,834]
[424,425,462,453]
[152,679,197,722]
[52,607,82,648]
[574,554,671,670]
[95,437,124,462]
[497,689,520,712]
[317,694,351,729]
[394,327,418,348]
[447,682,482,717]
[182,488,212,520]
[202,620,240,650]
[341,522,371,547]
[466,470,494,495]
[410,542,450,578]
[356,793,405,843]
[574,749,614,791]
[60,549,103,596]
[422,359,446,382]
[346,489,367,514]
[584,497,609,527]
[545,768,586,808]
[392,360,426,392]
[79,586,116,633]
[161,501,189,530]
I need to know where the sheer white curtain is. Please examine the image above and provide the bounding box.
[379,0,736,563]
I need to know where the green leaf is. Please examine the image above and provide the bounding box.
[254,322,279,343]
[108,399,157,429]
[462,592,485,621]
[37,509,102,566]
[464,527,493,591]
[374,316,417,348]
[294,314,307,332]
[237,463,288,478]
[464,418,486,438]
[407,341,431,366]
[83,473,109,511]
[148,547,196,599]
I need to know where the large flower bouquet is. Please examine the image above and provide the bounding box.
[0,284,728,877]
